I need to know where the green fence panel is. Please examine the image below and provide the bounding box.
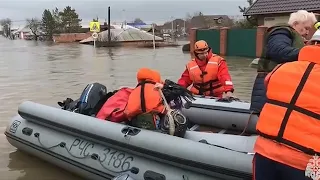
[226,29,257,57]
[196,29,220,54]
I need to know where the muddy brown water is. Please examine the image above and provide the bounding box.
[0,37,256,180]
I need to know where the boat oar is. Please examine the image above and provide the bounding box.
[157,88,175,136]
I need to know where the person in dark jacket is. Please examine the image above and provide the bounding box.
[250,10,317,114]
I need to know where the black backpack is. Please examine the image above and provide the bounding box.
[78,82,108,116]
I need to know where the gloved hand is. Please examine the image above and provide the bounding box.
[162,79,195,102]
[217,92,240,102]
[224,91,235,98]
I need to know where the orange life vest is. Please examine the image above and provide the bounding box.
[124,68,165,119]
[187,55,224,96]
[257,45,320,156]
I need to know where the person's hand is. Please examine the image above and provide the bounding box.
[224,91,234,98]
[224,91,240,101]
[154,83,164,90]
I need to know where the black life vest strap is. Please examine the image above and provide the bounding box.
[137,80,156,112]
[193,79,220,96]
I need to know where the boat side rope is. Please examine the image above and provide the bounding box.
[198,139,255,155]
[34,132,139,175]
[240,111,254,136]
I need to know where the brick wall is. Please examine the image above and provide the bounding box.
[256,26,268,57]
[52,32,92,43]
[219,27,229,56]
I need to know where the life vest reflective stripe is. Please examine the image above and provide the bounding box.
[187,55,224,96]
[257,60,320,155]
[125,81,165,119]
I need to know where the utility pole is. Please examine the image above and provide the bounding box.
[171,16,174,42]
[122,9,126,28]
[108,6,111,45]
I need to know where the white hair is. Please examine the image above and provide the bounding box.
[288,10,317,26]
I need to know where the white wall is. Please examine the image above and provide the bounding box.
[263,16,289,27]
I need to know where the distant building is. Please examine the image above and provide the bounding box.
[159,19,187,34]
[188,15,233,29]
[159,16,233,35]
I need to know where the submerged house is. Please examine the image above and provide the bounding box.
[80,24,164,47]
[12,26,33,40]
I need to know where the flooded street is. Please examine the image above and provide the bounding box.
[0,37,256,180]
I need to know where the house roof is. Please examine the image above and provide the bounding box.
[80,25,163,43]
[244,0,320,16]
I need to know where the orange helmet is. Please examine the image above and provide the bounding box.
[136,68,162,83]
[194,40,209,53]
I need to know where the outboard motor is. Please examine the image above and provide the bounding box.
[112,174,136,180]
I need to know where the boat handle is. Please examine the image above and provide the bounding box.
[121,126,141,137]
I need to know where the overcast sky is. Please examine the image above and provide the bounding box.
[0,0,248,27]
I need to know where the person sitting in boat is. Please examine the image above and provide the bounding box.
[252,30,320,180]
[124,68,166,130]
[250,10,317,115]
[177,40,235,98]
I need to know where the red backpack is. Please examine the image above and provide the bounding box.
[96,87,133,122]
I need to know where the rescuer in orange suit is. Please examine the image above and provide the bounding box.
[177,40,235,98]
[252,30,320,180]
[125,68,166,130]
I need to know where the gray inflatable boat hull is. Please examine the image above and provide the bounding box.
[182,96,259,133]
[5,101,255,180]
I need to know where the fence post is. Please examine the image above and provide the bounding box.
[219,27,229,56]
[189,28,197,58]
[256,26,268,58]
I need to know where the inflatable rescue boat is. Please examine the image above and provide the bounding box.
[5,101,255,180]
[182,96,258,134]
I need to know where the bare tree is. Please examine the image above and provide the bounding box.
[185,13,193,22]
[0,18,12,37]
[238,0,258,28]
[26,18,41,40]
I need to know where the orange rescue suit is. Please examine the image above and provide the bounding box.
[125,68,165,119]
[257,45,320,159]
[186,55,224,96]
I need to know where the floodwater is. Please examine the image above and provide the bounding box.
[0,37,257,180]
